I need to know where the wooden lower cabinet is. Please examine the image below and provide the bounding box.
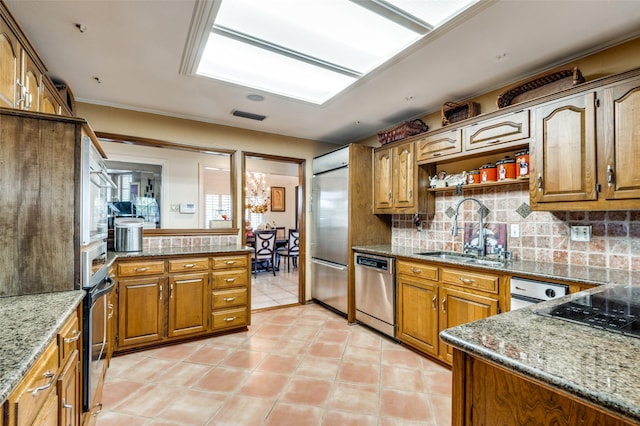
[6,307,81,426]
[396,259,502,365]
[117,276,165,348]
[114,253,250,353]
[168,273,208,338]
[452,350,636,426]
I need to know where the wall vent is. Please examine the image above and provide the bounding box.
[232,110,267,121]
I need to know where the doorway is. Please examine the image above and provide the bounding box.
[242,152,305,311]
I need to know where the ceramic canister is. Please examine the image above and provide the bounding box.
[467,170,480,184]
[516,150,530,177]
[496,156,517,180]
[479,163,497,182]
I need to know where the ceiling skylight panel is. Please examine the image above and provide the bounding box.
[214,0,421,74]
[197,33,356,104]
[385,0,478,27]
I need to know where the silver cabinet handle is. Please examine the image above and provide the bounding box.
[432,152,442,157]
[159,284,163,300]
[408,189,413,200]
[224,260,237,265]
[223,297,237,302]
[459,277,476,284]
[224,317,237,322]
[515,286,526,291]
[135,267,150,272]
[224,278,237,283]
[183,263,196,268]
[31,371,55,396]
[410,267,423,274]
[170,283,174,299]
[387,191,392,201]
[431,295,437,310]
[64,330,82,343]
[108,303,114,319]
[441,297,447,313]
[487,139,501,144]
[607,165,614,186]
[537,173,543,191]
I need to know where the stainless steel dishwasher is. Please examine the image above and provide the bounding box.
[354,253,396,338]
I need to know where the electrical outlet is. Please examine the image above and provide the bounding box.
[571,225,592,242]
[170,204,179,212]
[510,224,520,238]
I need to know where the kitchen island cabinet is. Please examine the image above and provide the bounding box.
[441,286,640,425]
[113,247,252,354]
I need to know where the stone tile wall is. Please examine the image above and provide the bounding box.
[142,235,239,250]
[392,183,640,271]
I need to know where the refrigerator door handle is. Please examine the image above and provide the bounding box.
[311,258,348,271]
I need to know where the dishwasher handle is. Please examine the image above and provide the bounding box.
[355,254,394,275]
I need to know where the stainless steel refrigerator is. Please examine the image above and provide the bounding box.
[311,144,391,318]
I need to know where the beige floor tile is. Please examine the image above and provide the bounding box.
[206,395,273,425]
[237,371,289,398]
[264,403,324,426]
[322,410,379,426]
[280,377,332,406]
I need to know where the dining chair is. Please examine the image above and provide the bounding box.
[276,229,299,272]
[251,230,277,276]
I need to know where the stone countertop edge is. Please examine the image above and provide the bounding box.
[439,287,640,423]
[352,244,640,287]
[0,290,85,405]
[109,244,253,261]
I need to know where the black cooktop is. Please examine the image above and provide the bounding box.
[536,286,640,338]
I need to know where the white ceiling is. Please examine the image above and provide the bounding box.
[7,0,640,145]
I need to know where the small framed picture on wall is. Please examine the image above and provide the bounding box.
[271,187,285,212]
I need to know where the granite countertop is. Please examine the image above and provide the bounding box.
[439,285,640,423]
[0,290,85,404]
[352,244,640,286]
[111,244,253,260]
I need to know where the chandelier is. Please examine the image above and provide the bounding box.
[246,171,270,213]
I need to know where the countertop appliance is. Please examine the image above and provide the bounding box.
[537,285,640,338]
[310,144,391,319]
[311,146,350,315]
[510,277,568,310]
[354,253,396,338]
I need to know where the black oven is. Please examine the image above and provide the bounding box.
[82,261,114,413]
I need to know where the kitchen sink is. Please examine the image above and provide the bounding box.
[414,251,504,267]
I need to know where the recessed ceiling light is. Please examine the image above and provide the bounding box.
[246,94,265,101]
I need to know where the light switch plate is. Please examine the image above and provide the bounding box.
[571,225,592,242]
[510,224,520,238]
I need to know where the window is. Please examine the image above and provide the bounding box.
[187,0,478,104]
[205,194,232,223]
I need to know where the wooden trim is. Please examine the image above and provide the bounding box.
[144,228,239,236]
[95,132,236,155]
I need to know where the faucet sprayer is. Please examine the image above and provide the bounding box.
[451,197,486,257]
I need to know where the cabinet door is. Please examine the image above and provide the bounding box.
[463,109,530,151]
[373,147,393,211]
[393,142,415,210]
[19,51,40,111]
[31,389,58,426]
[58,350,80,426]
[603,78,640,200]
[0,28,17,108]
[117,277,165,347]
[396,276,439,357]
[168,273,209,338]
[40,81,61,115]
[439,286,498,364]
[416,128,462,163]
[531,92,597,204]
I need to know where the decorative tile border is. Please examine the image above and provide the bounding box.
[394,185,640,271]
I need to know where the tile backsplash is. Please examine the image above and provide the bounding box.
[393,183,640,271]
[143,235,239,250]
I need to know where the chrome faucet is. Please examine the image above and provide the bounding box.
[451,197,486,257]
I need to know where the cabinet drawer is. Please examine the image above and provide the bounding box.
[212,308,247,330]
[463,109,530,151]
[441,268,499,294]
[212,288,247,309]
[118,260,165,277]
[397,260,438,281]
[212,270,248,289]
[168,258,208,273]
[416,128,462,163]
[212,255,248,270]
[11,339,59,426]
[57,310,81,367]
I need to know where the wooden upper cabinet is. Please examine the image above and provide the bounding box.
[530,92,597,204]
[40,80,61,115]
[373,147,394,211]
[19,51,40,112]
[463,109,530,152]
[416,128,462,163]
[393,142,415,210]
[0,28,17,108]
[603,76,640,200]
